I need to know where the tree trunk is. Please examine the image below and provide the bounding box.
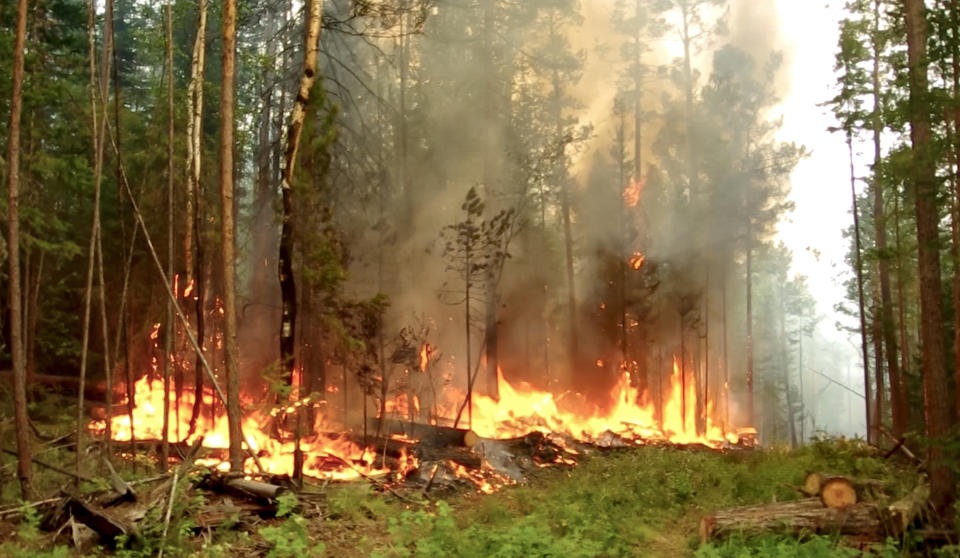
[780,284,797,448]
[186,0,208,437]
[904,0,956,518]
[25,251,43,385]
[78,0,113,485]
[744,220,754,427]
[873,0,906,437]
[220,0,243,472]
[618,108,629,366]
[950,0,960,420]
[847,134,873,443]
[6,0,33,500]
[721,269,729,429]
[279,0,324,390]
[872,296,884,434]
[162,0,175,470]
[894,188,910,424]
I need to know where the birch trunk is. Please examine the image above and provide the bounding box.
[279,0,325,389]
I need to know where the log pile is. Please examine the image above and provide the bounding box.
[700,473,930,546]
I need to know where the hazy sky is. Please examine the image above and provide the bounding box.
[774,0,852,321]
[773,0,867,433]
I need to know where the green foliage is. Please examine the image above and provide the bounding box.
[377,500,606,558]
[276,491,299,518]
[0,502,69,558]
[326,483,392,521]
[258,514,326,558]
[695,535,876,558]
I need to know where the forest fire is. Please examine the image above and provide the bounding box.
[90,344,744,488]
[431,357,734,447]
[89,374,387,480]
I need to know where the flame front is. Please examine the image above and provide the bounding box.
[453,357,728,446]
[89,375,385,480]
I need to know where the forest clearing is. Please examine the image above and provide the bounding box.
[1,0,960,555]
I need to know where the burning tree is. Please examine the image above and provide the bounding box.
[441,186,516,428]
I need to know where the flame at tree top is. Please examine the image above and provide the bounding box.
[622,176,646,208]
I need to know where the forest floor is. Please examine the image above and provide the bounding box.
[0,397,957,557]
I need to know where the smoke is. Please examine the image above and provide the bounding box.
[234,0,821,437]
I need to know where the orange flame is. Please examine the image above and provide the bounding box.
[622,176,646,208]
[183,279,196,299]
[419,343,433,372]
[629,251,646,271]
[89,375,386,480]
[454,359,728,446]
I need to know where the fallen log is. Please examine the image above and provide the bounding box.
[883,484,929,535]
[699,498,882,543]
[367,418,470,448]
[225,478,288,500]
[66,496,136,543]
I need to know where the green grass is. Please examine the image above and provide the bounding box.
[0,426,950,557]
[360,439,927,558]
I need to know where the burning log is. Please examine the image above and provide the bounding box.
[699,498,883,543]
[368,418,471,448]
[466,431,569,482]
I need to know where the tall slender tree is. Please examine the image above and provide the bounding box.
[220,0,243,472]
[6,0,34,500]
[904,0,956,517]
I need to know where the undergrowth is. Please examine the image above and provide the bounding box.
[0,437,950,557]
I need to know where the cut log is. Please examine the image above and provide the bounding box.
[801,472,825,497]
[699,498,882,543]
[820,477,858,508]
[801,473,885,505]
